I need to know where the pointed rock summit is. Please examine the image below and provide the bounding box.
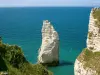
[38,20,59,66]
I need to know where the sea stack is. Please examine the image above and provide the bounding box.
[38,20,59,66]
[74,8,100,75]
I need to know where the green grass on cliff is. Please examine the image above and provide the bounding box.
[7,63,52,75]
[78,48,100,74]
[0,42,53,75]
[92,8,100,28]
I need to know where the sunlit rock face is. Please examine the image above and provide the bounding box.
[38,20,59,66]
[74,8,100,75]
[87,8,100,52]
[74,59,96,75]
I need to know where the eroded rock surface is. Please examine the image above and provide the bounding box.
[38,20,59,66]
[74,8,100,75]
[87,8,100,52]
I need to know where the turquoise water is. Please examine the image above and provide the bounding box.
[0,7,91,75]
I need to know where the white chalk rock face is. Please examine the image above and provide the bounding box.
[74,59,96,75]
[74,8,100,75]
[38,20,59,65]
[87,8,100,52]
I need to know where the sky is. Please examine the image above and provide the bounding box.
[0,0,100,7]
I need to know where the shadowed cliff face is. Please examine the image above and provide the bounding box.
[74,8,100,75]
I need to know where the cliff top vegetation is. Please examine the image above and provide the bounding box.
[77,48,100,74]
[92,8,100,28]
[0,39,53,75]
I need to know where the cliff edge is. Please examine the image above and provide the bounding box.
[74,8,100,75]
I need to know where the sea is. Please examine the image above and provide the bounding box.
[0,7,92,75]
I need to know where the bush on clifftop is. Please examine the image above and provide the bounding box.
[0,42,53,75]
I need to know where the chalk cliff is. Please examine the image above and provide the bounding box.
[74,8,100,75]
[38,20,59,66]
[87,8,100,52]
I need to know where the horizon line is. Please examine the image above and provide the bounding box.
[0,6,98,8]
